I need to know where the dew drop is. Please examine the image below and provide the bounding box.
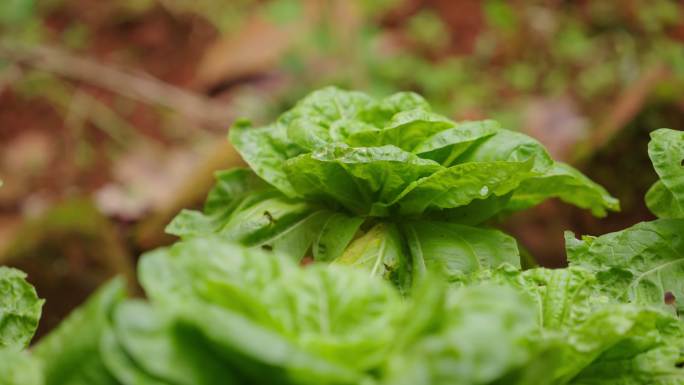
[479,186,489,196]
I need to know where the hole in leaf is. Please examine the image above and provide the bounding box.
[680,158,684,167]
[677,360,684,369]
[664,291,676,305]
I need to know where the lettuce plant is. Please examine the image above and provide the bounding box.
[567,128,684,317]
[168,87,618,289]
[645,129,684,218]
[10,226,684,385]
[0,267,43,352]
[0,267,44,385]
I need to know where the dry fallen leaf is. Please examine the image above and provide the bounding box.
[95,142,202,219]
[523,97,588,162]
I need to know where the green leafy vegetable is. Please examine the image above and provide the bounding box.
[506,162,619,217]
[0,266,43,351]
[166,169,270,237]
[31,233,682,385]
[0,349,43,385]
[169,87,618,285]
[383,283,551,385]
[403,221,519,281]
[646,128,684,218]
[312,213,364,262]
[450,265,684,384]
[566,219,684,316]
[335,223,410,291]
[228,87,616,218]
[135,237,404,384]
[557,304,684,384]
[33,278,126,385]
[0,265,43,385]
[103,300,233,385]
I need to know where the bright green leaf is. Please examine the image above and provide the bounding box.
[566,219,684,316]
[0,349,43,385]
[506,162,619,217]
[0,267,43,351]
[34,279,126,385]
[404,221,520,281]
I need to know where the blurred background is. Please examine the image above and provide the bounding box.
[0,0,682,336]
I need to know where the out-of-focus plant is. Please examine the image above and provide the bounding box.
[268,0,684,136]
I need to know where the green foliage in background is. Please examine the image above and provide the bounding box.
[273,0,684,131]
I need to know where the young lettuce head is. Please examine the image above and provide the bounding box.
[168,87,618,289]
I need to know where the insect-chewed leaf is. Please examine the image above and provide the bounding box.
[566,219,684,316]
